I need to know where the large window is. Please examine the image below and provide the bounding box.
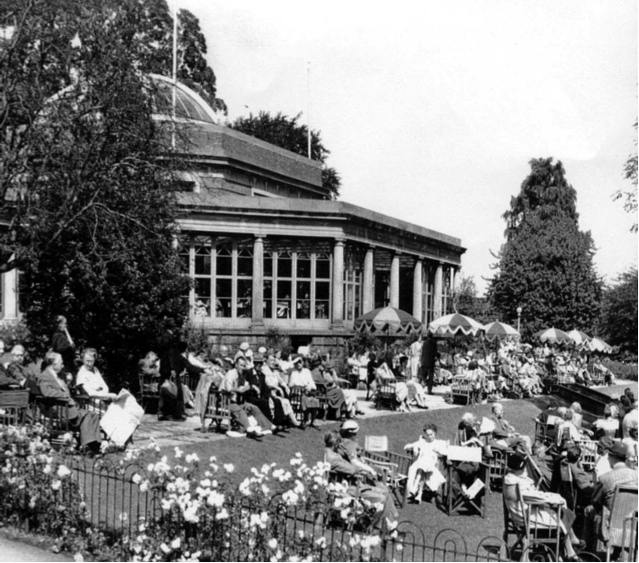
[343,253,363,321]
[422,263,436,324]
[181,236,253,319]
[263,248,331,321]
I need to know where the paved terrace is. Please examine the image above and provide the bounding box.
[133,381,637,449]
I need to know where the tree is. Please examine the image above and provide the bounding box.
[487,158,602,339]
[598,267,638,356]
[614,120,637,232]
[453,274,492,324]
[0,0,190,381]
[230,111,341,199]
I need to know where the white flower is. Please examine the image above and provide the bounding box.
[57,465,71,478]
[282,490,299,506]
[223,463,234,473]
[43,465,52,475]
[185,453,199,464]
[132,473,141,485]
[215,508,229,520]
[171,537,181,549]
[139,481,149,493]
[268,538,278,549]
[160,543,171,554]
[315,537,327,549]
[174,447,183,459]
[206,491,224,508]
[51,480,61,491]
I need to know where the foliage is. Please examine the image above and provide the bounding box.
[598,267,638,355]
[264,327,293,356]
[613,120,638,232]
[230,111,341,199]
[453,274,493,324]
[0,425,387,562]
[0,320,31,350]
[487,158,602,339]
[181,321,211,357]
[0,0,191,385]
[601,358,638,378]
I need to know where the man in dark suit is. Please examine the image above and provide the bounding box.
[586,441,637,544]
[420,334,438,394]
[37,352,102,451]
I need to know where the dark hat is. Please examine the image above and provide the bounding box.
[506,452,526,472]
[253,353,264,364]
[609,442,628,460]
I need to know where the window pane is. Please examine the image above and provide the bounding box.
[316,255,330,279]
[216,279,232,317]
[296,281,311,319]
[264,251,273,278]
[315,281,330,319]
[263,279,273,319]
[276,280,291,318]
[297,253,311,278]
[278,251,292,278]
[237,248,253,277]
[195,246,211,275]
[237,279,252,318]
[216,245,232,276]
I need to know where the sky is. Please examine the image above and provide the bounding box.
[179,0,637,295]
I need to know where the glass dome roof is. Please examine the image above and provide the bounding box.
[149,74,217,124]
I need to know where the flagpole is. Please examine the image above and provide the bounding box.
[171,0,178,149]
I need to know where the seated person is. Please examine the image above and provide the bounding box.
[404,423,447,503]
[555,408,582,451]
[530,442,554,486]
[288,356,321,427]
[489,403,532,454]
[260,353,299,428]
[457,412,485,447]
[37,352,102,453]
[323,430,398,528]
[585,442,638,551]
[504,452,582,561]
[220,355,279,438]
[76,348,118,401]
[561,444,594,507]
[339,420,378,478]
[0,344,30,389]
[593,436,614,480]
[621,424,637,468]
[592,404,620,440]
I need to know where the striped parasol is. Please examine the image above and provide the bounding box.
[534,327,572,344]
[567,329,592,347]
[588,337,613,354]
[354,306,422,335]
[428,313,484,337]
[484,321,520,342]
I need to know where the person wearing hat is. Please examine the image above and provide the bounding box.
[338,419,379,478]
[593,436,615,480]
[288,356,321,427]
[585,441,637,550]
[504,452,582,561]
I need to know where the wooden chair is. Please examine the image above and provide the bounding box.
[534,416,560,448]
[525,454,552,491]
[32,396,76,448]
[502,482,563,561]
[0,390,30,426]
[74,394,110,417]
[202,389,231,433]
[576,439,598,472]
[364,435,388,453]
[443,445,487,518]
[138,371,160,412]
[605,484,638,562]
[486,448,509,493]
[374,380,397,410]
[451,377,474,405]
[288,386,306,423]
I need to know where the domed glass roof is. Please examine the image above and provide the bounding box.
[149,74,217,124]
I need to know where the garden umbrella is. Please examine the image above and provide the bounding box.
[427,313,484,337]
[588,337,613,354]
[354,306,422,335]
[534,327,572,344]
[567,329,591,347]
[484,321,520,342]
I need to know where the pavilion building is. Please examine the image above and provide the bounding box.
[0,76,465,351]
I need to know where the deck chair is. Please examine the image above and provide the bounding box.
[605,484,638,562]
[443,445,487,517]
[364,435,388,452]
[451,377,474,405]
[502,482,563,561]
[375,380,397,410]
[0,390,29,426]
[202,389,231,433]
[525,454,551,491]
[576,439,598,472]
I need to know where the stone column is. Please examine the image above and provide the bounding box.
[2,269,18,320]
[433,262,443,319]
[331,239,345,327]
[412,258,423,321]
[362,246,374,314]
[251,236,264,326]
[390,253,400,308]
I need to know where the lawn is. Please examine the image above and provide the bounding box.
[157,398,547,554]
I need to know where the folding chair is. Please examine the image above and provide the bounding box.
[375,380,397,410]
[534,415,560,448]
[202,389,231,433]
[364,435,388,453]
[443,445,487,517]
[288,386,306,423]
[32,396,76,448]
[0,390,29,426]
[525,454,551,491]
[577,439,598,472]
[486,448,509,493]
[502,482,563,561]
[605,484,638,562]
[451,377,474,405]
[138,371,160,412]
